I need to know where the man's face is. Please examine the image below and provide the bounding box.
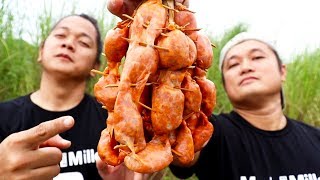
[222,40,286,107]
[39,16,98,80]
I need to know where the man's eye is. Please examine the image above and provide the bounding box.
[55,34,65,38]
[252,56,264,60]
[228,63,239,69]
[79,41,90,47]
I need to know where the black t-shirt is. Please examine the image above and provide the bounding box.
[0,94,108,180]
[170,111,320,180]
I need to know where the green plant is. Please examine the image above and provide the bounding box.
[284,49,320,126]
[1,1,319,179]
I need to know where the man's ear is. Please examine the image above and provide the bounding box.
[90,62,101,77]
[280,64,287,82]
[37,41,45,63]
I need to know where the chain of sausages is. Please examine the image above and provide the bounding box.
[94,0,216,173]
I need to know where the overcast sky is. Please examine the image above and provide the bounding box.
[7,0,320,63]
[190,0,320,62]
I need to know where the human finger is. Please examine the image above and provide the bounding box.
[107,0,124,16]
[177,0,189,7]
[95,153,122,174]
[20,116,74,149]
[28,164,60,180]
[107,0,142,19]
[40,135,71,149]
[95,154,109,171]
[27,147,63,169]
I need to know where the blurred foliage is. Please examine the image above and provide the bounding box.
[0,0,319,179]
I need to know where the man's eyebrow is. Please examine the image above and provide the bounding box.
[55,26,94,42]
[55,26,69,31]
[79,32,94,42]
[249,48,265,54]
[226,55,239,62]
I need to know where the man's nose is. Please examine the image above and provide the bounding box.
[240,59,253,74]
[61,38,75,51]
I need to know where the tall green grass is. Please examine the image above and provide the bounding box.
[0,0,40,100]
[284,49,320,126]
[0,1,319,179]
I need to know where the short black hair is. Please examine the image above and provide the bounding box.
[47,13,102,64]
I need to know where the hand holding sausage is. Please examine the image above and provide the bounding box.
[106,0,189,18]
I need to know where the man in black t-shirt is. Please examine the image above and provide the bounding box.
[169,32,320,179]
[0,14,142,180]
[0,14,106,180]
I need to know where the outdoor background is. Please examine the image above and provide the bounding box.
[0,0,319,179]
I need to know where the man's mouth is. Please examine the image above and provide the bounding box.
[56,53,73,62]
[239,76,258,85]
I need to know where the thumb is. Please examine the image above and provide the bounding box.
[20,116,74,149]
[95,153,122,174]
[40,134,71,149]
[106,0,124,16]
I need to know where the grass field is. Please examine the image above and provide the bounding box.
[1,1,319,179]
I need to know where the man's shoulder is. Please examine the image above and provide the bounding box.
[0,94,35,126]
[289,118,320,135]
[211,112,233,120]
[210,112,235,126]
[82,93,107,118]
[0,95,31,112]
[0,95,32,140]
[208,112,241,137]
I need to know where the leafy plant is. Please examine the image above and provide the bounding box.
[0,1,319,179]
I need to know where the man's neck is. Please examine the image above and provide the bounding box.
[31,74,87,111]
[234,102,287,131]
